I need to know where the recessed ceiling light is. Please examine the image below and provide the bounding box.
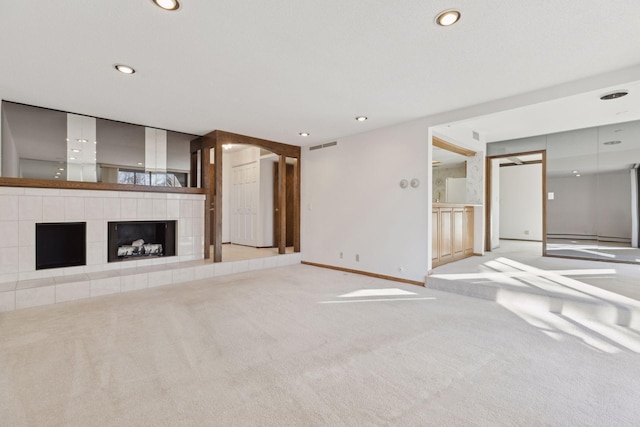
[355,116,368,122]
[435,9,461,26]
[299,132,310,137]
[55,172,61,175]
[603,140,622,145]
[54,176,60,179]
[69,157,77,160]
[151,0,180,10]
[58,168,65,171]
[76,139,88,143]
[572,170,578,174]
[576,174,581,177]
[71,149,81,153]
[114,64,136,74]
[137,162,144,166]
[600,90,628,100]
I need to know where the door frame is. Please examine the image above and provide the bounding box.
[485,150,547,254]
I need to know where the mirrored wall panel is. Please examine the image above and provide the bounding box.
[1,101,197,187]
[489,119,640,263]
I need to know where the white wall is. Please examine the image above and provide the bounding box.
[1,111,19,178]
[259,158,275,247]
[302,119,429,283]
[499,164,543,241]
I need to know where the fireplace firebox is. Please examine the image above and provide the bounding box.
[36,222,87,270]
[108,221,176,262]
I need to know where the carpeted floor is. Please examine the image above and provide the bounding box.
[1,264,639,426]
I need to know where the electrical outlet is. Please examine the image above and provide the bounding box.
[399,267,404,272]
[355,254,360,262]
[524,230,530,235]
[339,252,343,259]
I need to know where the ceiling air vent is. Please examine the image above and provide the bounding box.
[472,131,480,141]
[309,141,338,151]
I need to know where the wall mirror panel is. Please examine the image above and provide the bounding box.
[432,146,468,203]
[491,119,640,264]
[1,101,196,187]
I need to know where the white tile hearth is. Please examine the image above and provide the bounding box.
[16,285,55,309]
[0,185,301,313]
[0,253,302,312]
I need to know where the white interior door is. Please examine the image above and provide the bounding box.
[230,162,258,246]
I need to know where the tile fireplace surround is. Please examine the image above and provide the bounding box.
[0,186,301,312]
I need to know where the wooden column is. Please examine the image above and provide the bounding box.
[293,157,301,252]
[278,154,286,254]
[201,146,211,260]
[214,137,223,262]
[190,152,198,188]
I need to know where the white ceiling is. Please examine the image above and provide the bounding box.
[444,80,640,143]
[1,1,640,146]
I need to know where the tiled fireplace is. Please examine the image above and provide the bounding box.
[0,186,301,312]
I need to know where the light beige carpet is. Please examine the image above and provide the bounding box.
[1,264,639,426]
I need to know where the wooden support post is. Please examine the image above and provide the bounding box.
[201,146,211,260]
[293,157,301,252]
[278,154,286,255]
[214,138,223,262]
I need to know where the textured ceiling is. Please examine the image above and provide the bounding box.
[1,1,640,145]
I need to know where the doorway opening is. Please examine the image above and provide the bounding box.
[485,150,546,255]
[190,131,301,262]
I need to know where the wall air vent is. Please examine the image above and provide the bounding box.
[309,141,338,151]
[472,131,480,141]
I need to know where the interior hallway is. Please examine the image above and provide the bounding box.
[1,262,639,425]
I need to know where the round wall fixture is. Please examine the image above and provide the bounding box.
[600,90,628,100]
[399,179,409,189]
[410,178,420,188]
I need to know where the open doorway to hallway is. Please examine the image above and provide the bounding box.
[486,151,546,255]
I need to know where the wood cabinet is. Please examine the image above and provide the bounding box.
[432,204,475,268]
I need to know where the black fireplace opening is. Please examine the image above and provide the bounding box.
[108,221,176,262]
[36,222,87,270]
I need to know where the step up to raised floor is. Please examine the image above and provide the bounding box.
[427,272,640,329]
[0,253,302,313]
